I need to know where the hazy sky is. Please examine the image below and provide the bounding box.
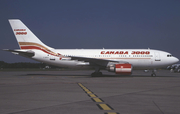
[0,0,180,63]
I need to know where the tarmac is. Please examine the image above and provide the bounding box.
[0,70,180,114]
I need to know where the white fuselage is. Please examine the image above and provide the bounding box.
[31,49,178,70]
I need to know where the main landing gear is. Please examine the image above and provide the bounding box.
[151,70,156,77]
[91,67,103,77]
[91,72,102,77]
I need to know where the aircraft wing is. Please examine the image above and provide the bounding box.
[3,49,35,58]
[70,56,129,66]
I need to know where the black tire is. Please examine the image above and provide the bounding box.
[151,73,156,77]
[91,72,102,77]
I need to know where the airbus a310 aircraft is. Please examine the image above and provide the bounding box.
[4,19,179,76]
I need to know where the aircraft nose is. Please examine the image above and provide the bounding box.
[173,57,179,63]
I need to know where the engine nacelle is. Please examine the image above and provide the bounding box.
[107,63,133,75]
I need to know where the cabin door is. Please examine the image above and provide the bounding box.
[155,52,161,61]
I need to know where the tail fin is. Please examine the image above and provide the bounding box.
[9,19,53,50]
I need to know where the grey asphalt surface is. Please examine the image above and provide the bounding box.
[0,70,180,114]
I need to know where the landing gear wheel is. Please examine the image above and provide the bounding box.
[151,69,157,77]
[151,73,156,77]
[91,72,102,77]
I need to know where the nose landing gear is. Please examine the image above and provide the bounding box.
[151,70,156,76]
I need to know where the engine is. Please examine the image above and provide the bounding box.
[107,63,133,75]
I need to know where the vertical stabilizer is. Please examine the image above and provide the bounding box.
[9,19,53,50]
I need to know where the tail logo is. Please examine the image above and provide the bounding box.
[16,32,27,35]
[14,29,27,35]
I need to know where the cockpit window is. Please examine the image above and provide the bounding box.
[167,54,172,57]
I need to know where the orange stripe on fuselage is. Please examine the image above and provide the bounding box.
[19,42,57,56]
[19,42,49,50]
[20,46,56,56]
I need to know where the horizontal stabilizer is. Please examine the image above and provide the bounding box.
[3,49,35,58]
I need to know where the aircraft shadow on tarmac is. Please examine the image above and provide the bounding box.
[23,73,177,77]
[24,73,131,77]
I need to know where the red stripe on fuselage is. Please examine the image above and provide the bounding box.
[20,46,56,56]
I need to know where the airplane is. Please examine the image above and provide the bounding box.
[3,19,179,76]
